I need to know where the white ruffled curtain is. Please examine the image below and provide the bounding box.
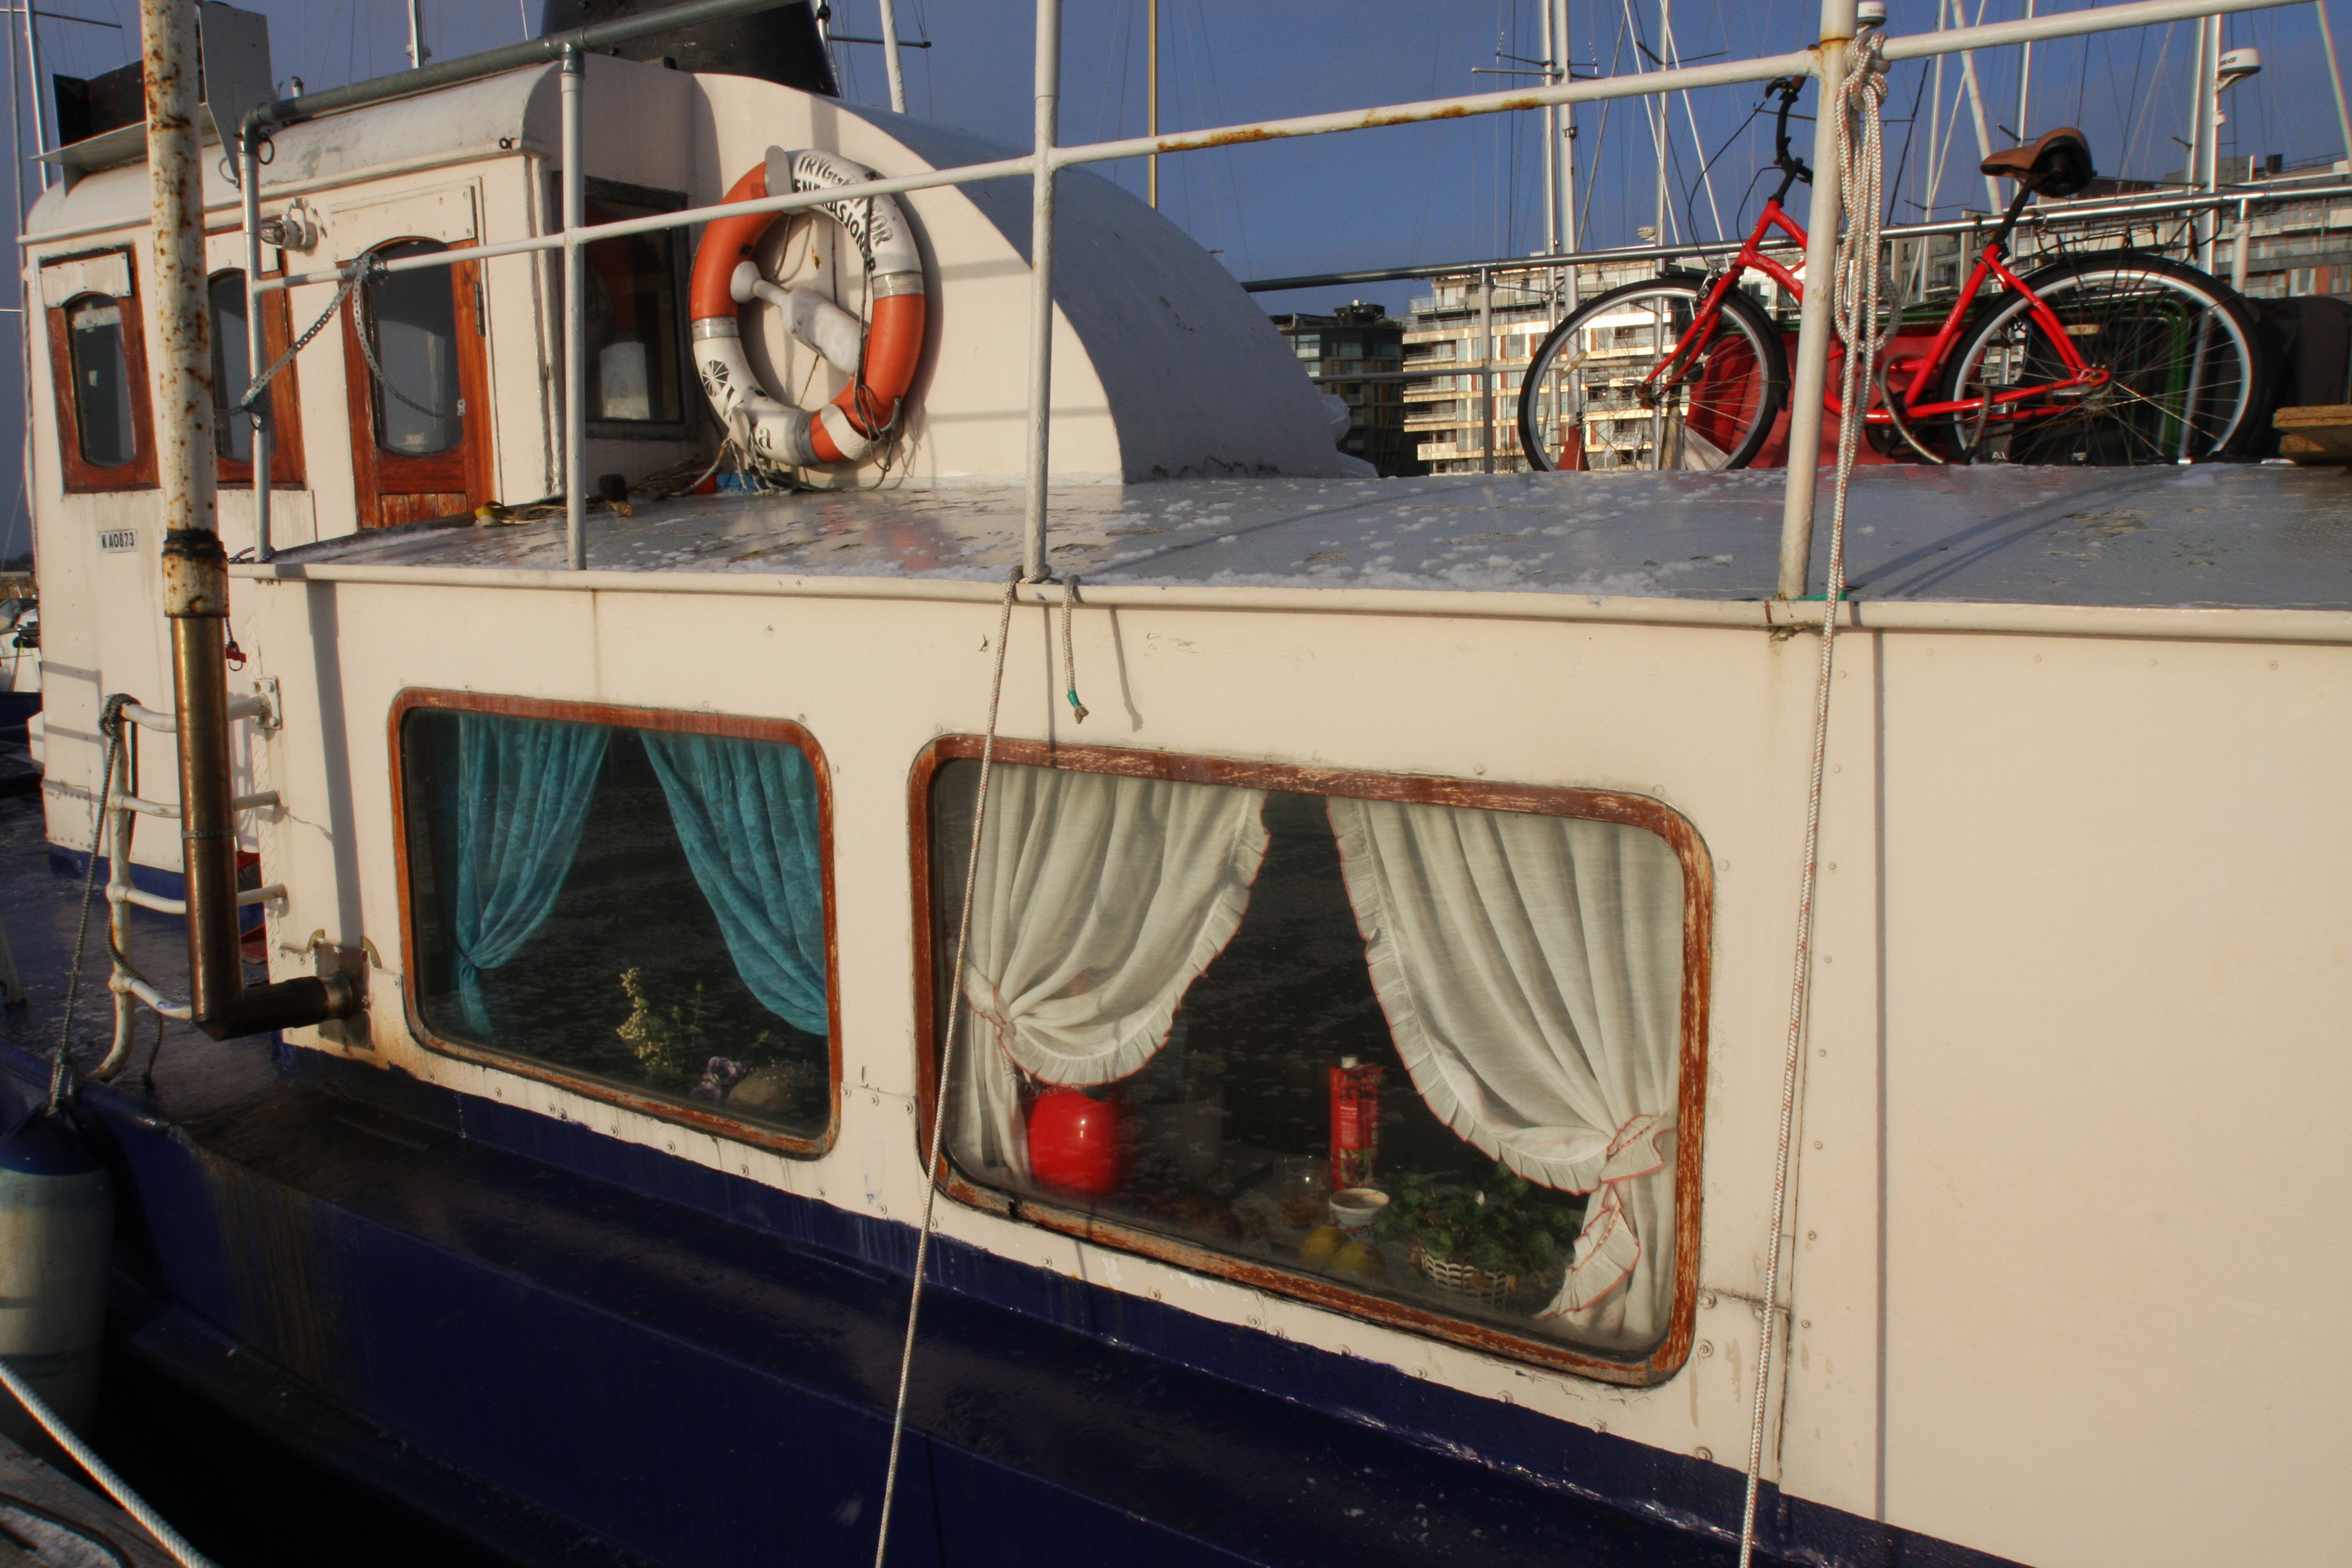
[1325,797,1685,1348]
[949,765,1270,1184]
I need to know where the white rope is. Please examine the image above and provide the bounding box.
[872,568,1025,1568]
[0,1352,220,1568]
[1737,25,1887,1568]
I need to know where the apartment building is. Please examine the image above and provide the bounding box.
[1402,258,1685,474]
[1269,301,1419,475]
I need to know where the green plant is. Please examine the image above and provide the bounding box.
[616,967,714,1088]
[1376,1161,1567,1278]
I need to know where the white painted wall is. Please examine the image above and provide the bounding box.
[224,563,2352,1568]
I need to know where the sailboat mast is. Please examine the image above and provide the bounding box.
[1542,0,1558,253]
[20,0,45,189]
[1559,0,1579,305]
[2016,0,2034,141]
[1148,0,1158,207]
[2319,1,2352,163]
[1655,0,1669,241]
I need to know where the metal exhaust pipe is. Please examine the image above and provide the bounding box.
[145,0,356,1042]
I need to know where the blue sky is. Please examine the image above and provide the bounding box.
[3,0,2345,560]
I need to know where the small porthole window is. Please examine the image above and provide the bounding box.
[396,696,840,1152]
[67,295,136,469]
[917,742,1711,1385]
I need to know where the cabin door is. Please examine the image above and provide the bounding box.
[342,238,492,528]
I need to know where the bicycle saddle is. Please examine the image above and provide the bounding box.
[1979,128,2096,197]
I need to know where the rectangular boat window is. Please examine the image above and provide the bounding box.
[41,248,155,494]
[397,698,838,1151]
[68,298,136,467]
[209,273,252,463]
[549,178,691,437]
[918,743,1709,1384]
[364,240,465,457]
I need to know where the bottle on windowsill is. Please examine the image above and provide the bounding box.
[1328,1055,1384,1191]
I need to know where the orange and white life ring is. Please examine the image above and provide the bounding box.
[688,148,927,468]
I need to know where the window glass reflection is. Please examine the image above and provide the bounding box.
[364,240,463,456]
[929,760,1689,1361]
[67,295,135,468]
[584,196,684,425]
[401,708,834,1139]
[209,271,252,463]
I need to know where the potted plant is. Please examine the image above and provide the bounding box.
[1376,1162,1570,1310]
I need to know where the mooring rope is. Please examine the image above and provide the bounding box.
[1057,574,1089,723]
[872,567,1025,1567]
[1737,22,1887,1568]
[0,1353,220,1568]
[50,695,128,1113]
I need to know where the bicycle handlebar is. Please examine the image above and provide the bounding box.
[1766,77,1811,188]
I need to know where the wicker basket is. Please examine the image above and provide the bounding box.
[1409,1243,1515,1308]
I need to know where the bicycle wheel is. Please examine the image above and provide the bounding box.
[1936,253,2265,465]
[1520,278,1788,471]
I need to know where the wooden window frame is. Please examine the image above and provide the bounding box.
[907,737,1713,1388]
[388,689,843,1157]
[342,241,495,529]
[208,266,307,489]
[43,246,157,494]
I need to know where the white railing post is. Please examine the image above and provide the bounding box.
[562,46,587,572]
[106,734,136,1066]
[1777,0,1858,601]
[1021,0,1062,583]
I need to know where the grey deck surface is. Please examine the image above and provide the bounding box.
[269,464,2352,610]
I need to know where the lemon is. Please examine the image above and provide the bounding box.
[1299,1225,1346,1266]
[1330,1240,1387,1281]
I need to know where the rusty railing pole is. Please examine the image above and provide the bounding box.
[140,0,241,1027]
[1775,0,1857,601]
[143,0,355,1040]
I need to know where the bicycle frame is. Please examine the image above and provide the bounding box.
[1650,194,2108,431]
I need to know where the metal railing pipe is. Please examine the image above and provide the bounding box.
[1880,0,2305,59]
[1778,0,1857,602]
[562,47,587,572]
[1240,181,2352,295]
[250,151,1045,295]
[1021,0,1062,583]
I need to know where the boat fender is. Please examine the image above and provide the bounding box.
[689,148,929,469]
[0,1111,112,1445]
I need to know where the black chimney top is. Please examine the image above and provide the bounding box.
[538,0,837,95]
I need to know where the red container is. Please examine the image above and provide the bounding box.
[1027,1086,1129,1198]
[1328,1058,1383,1191]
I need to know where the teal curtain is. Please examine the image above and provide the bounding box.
[448,714,610,1033]
[641,731,829,1036]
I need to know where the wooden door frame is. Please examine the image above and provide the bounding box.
[341,243,492,528]
[212,264,307,489]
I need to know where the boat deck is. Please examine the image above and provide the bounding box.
[263,465,2352,610]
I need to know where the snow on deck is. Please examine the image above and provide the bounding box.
[264,464,2352,610]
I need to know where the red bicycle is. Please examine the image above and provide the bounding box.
[1520,78,2265,470]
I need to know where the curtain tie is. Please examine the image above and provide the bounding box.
[1538,1112,1671,1319]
